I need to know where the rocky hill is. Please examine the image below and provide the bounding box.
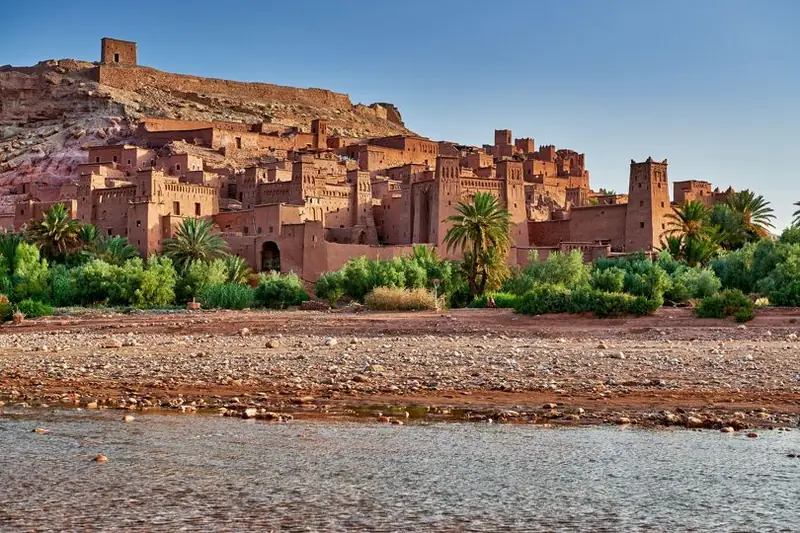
[0,57,412,211]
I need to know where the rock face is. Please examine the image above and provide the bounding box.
[0,57,411,213]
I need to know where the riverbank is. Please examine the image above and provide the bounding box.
[2,308,800,429]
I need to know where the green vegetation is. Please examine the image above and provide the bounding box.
[0,205,311,320]
[313,246,467,308]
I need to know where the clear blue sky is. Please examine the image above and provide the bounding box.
[4,0,799,227]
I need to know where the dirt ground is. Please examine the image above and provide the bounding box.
[1,307,799,430]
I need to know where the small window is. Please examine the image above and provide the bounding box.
[661,202,665,208]
[194,203,201,216]
[243,226,249,234]
[101,210,107,219]
[640,222,645,229]
[173,202,180,215]
[114,53,120,63]
[269,225,274,233]
[137,240,140,245]
[113,156,118,163]
[96,157,101,163]
[662,223,666,229]
[639,201,644,207]
[257,227,262,234]
[638,183,642,188]
[136,220,142,227]
[127,159,132,165]
[235,137,242,149]
[176,164,181,172]
[107,229,113,236]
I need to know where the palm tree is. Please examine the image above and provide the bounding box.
[223,254,252,284]
[792,201,800,227]
[444,192,511,299]
[78,224,100,249]
[658,234,684,260]
[163,217,227,272]
[725,190,775,239]
[29,203,80,260]
[665,200,714,241]
[95,237,140,266]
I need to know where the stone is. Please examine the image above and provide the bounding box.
[720,427,735,433]
[103,339,123,349]
[86,402,98,409]
[93,454,108,463]
[737,325,748,330]
[239,328,250,338]
[366,364,385,373]
[352,374,370,383]
[266,339,281,349]
[123,415,135,423]
[32,427,48,434]
[243,408,258,419]
[686,416,704,428]
[746,432,758,438]
[616,417,631,425]
[324,337,338,347]
[610,351,626,360]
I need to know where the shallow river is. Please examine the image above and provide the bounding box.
[1,409,799,532]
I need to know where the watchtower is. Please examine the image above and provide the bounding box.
[100,38,137,66]
[625,157,671,252]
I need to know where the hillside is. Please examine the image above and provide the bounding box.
[0,57,412,211]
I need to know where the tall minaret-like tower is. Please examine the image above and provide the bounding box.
[624,157,671,252]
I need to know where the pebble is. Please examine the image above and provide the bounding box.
[123,415,135,423]
[746,432,758,438]
[93,454,108,463]
[32,427,48,434]
[324,337,338,347]
[720,427,735,433]
[266,339,281,349]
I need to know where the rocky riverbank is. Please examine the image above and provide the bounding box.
[1,308,800,430]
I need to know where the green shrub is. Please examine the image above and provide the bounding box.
[16,299,53,318]
[341,256,377,301]
[0,294,11,322]
[695,289,753,321]
[135,256,177,307]
[514,285,572,315]
[710,246,755,293]
[200,283,254,309]
[665,266,721,304]
[623,260,670,300]
[254,272,309,309]
[177,259,227,302]
[315,271,346,307]
[590,267,625,293]
[590,291,638,318]
[734,307,755,323]
[364,287,438,311]
[50,264,78,307]
[468,292,519,308]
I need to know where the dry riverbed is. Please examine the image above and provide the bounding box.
[1,308,800,431]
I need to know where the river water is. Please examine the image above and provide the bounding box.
[1,409,798,532]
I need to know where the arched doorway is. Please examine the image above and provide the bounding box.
[261,241,281,272]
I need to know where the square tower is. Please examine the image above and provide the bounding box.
[101,38,137,66]
[624,157,671,252]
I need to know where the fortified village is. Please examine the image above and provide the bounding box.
[0,38,734,281]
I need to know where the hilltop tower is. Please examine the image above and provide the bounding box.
[100,38,137,66]
[624,157,671,252]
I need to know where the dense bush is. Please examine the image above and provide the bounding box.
[135,256,177,307]
[0,294,11,322]
[664,266,721,304]
[16,299,53,318]
[590,267,625,293]
[364,287,438,311]
[468,292,519,308]
[254,272,309,309]
[514,285,572,315]
[200,283,254,310]
[315,271,346,307]
[695,289,754,321]
[177,259,227,303]
[622,260,670,300]
[49,264,78,307]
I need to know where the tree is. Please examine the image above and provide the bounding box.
[95,237,140,266]
[725,190,775,241]
[223,254,253,285]
[444,192,511,299]
[78,224,100,248]
[792,201,800,227]
[28,203,81,261]
[665,200,714,241]
[162,218,227,273]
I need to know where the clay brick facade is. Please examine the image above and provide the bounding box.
[100,38,137,66]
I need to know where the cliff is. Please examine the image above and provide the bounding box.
[0,58,411,211]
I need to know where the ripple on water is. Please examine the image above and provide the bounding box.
[0,410,799,532]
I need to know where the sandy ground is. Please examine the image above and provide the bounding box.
[1,307,800,430]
